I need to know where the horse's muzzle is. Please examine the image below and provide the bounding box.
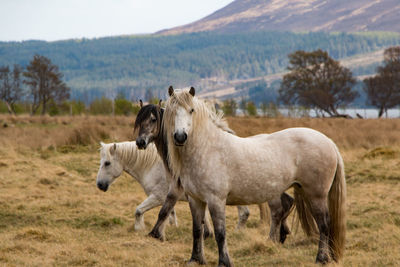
[97,181,109,192]
[136,137,147,149]
[174,132,187,146]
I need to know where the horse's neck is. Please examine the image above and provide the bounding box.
[184,120,223,160]
[118,143,157,184]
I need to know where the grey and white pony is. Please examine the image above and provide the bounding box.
[164,87,346,266]
[133,102,259,240]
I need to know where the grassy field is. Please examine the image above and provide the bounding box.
[0,115,399,266]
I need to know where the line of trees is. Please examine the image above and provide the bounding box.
[1,31,399,96]
[1,46,399,118]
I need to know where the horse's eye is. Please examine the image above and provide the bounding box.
[105,161,111,167]
[151,118,157,123]
[190,108,194,114]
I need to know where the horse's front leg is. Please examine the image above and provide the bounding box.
[148,181,183,241]
[188,196,207,265]
[134,194,163,231]
[208,198,233,267]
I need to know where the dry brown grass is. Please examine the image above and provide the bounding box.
[0,115,399,266]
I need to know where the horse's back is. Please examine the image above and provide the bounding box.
[224,127,338,204]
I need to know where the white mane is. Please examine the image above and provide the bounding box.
[101,141,160,172]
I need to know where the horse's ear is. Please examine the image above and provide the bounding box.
[139,99,143,108]
[110,143,117,155]
[168,86,174,96]
[189,87,195,97]
[158,99,162,107]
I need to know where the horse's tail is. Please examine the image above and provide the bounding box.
[293,187,318,237]
[328,146,347,261]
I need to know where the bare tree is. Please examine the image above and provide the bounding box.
[23,55,70,115]
[363,46,400,118]
[279,49,358,117]
[0,65,24,114]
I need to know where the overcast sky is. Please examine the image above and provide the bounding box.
[0,0,234,42]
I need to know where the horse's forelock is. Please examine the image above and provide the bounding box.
[134,104,161,130]
[165,90,230,134]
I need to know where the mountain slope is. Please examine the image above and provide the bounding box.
[159,0,400,35]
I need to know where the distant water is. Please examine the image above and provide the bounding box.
[236,108,400,118]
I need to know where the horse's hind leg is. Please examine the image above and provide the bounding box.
[203,209,214,239]
[279,193,294,243]
[268,192,294,243]
[236,205,250,229]
[135,194,162,231]
[308,197,332,264]
[188,197,207,265]
[168,208,178,226]
[258,203,269,225]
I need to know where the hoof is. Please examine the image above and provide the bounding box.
[187,257,206,266]
[316,252,331,265]
[148,230,165,241]
[279,223,290,244]
[134,223,146,231]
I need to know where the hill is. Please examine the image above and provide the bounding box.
[160,0,400,35]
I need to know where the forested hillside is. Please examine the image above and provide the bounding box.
[1,31,399,103]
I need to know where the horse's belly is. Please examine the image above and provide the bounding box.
[226,182,286,205]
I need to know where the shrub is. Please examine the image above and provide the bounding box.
[222,99,237,116]
[89,97,113,115]
[246,101,257,116]
[115,98,134,116]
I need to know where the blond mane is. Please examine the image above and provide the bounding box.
[101,142,160,172]
[163,89,233,179]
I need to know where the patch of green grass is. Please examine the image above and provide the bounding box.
[72,215,124,229]
[67,258,98,267]
[363,147,398,159]
[61,158,93,176]
[0,210,47,230]
[234,241,278,257]
[57,145,91,154]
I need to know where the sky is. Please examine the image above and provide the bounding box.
[0,0,234,42]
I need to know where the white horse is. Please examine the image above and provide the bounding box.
[96,141,251,236]
[96,141,178,231]
[164,87,346,266]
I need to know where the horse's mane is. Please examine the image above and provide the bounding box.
[163,89,233,179]
[101,141,160,172]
